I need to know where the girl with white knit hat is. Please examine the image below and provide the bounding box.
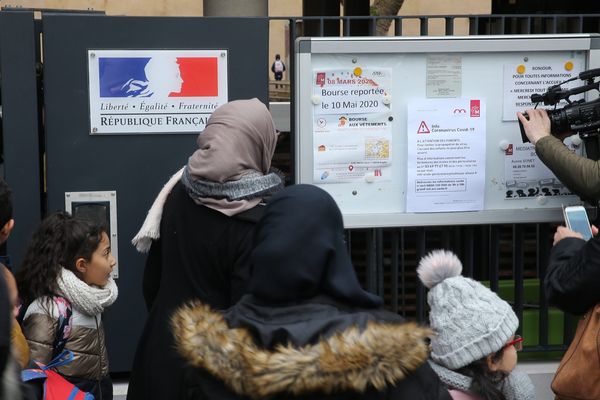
[417,249,536,400]
[16,211,118,400]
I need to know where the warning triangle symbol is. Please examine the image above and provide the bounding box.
[417,121,430,134]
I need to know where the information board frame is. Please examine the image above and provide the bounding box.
[296,34,600,228]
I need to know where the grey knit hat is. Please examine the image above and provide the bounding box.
[417,249,519,370]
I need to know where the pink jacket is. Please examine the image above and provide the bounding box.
[449,389,483,400]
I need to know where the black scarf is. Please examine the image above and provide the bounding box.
[248,184,381,307]
[225,184,385,349]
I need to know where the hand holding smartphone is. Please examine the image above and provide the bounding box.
[563,205,593,241]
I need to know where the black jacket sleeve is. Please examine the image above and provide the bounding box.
[142,240,162,311]
[388,363,452,400]
[545,236,600,315]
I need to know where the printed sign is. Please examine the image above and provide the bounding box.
[426,55,462,98]
[503,138,581,198]
[88,50,228,134]
[312,68,391,116]
[313,113,392,183]
[407,98,487,212]
[311,68,393,184]
[502,60,583,121]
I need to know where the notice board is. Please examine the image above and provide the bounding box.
[295,34,600,228]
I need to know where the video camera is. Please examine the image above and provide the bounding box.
[519,68,600,150]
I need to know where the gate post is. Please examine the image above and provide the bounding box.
[0,11,41,269]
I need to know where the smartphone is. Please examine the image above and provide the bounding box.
[563,205,593,240]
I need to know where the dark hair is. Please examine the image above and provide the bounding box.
[275,54,281,59]
[0,179,13,228]
[15,211,106,305]
[456,355,508,400]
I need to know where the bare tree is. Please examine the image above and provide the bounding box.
[370,0,405,35]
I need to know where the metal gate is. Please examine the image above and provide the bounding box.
[3,11,600,371]
[1,10,269,371]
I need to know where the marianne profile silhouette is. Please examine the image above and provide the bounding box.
[99,55,183,98]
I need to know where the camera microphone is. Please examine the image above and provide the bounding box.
[579,68,600,81]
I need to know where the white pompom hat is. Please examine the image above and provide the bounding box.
[417,249,519,370]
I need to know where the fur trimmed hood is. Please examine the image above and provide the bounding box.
[172,301,433,399]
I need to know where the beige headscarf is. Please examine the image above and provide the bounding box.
[188,98,277,182]
[132,98,282,253]
[183,98,281,216]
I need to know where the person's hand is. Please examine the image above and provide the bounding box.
[554,226,582,245]
[517,109,551,145]
[554,225,599,245]
[553,225,588,246]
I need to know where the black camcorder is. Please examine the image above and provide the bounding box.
[519,68,600,147]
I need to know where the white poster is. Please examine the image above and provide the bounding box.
[313,113,392,183]
[312,67,392,184]
[502,60,583,121]
[426,55,462,98]
[407,98,486,212]
[503,137,581,198]
[88,49,228,134]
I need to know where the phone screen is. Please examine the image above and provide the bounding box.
[565,208,593,240]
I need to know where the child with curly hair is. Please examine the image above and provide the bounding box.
[16,212,118,400]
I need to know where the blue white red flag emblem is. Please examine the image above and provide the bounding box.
[88,49,228,134]
[98,56,219,98]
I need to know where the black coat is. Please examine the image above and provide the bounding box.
[545,236,600,315]
[173,186,451,400]
[174,296,453,400]
[126,182,262,400]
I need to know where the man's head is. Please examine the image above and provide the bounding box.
[0,179,14,245]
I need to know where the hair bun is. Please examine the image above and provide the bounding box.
[417,249,463,289]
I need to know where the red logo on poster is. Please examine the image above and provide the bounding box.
[374,169,382,176]
[417,121,430,134]
[505,144,513,155]
[348,164,354,171]
[316,72,326,87]
[470,100,480,117]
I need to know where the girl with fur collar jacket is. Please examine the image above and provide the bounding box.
[172,185,452,400]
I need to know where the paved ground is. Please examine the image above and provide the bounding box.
[523,360,558,399]
[114,381,127,400]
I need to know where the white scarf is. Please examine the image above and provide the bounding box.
[57,268,119,316]
[131,167,184,253]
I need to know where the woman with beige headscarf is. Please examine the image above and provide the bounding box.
[127,98,283,400]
